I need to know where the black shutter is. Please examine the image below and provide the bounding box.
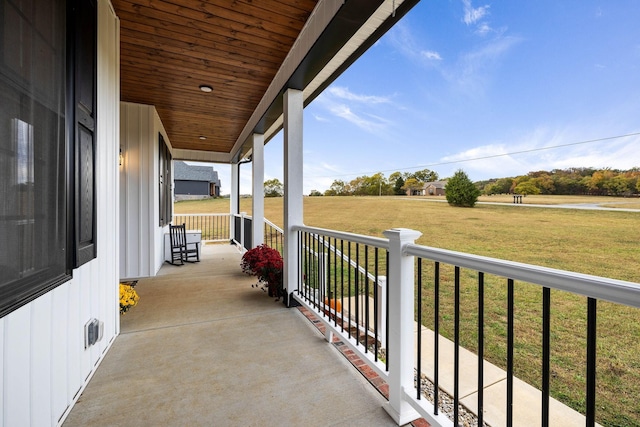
[71,0,97,267]
[159,135,172,227]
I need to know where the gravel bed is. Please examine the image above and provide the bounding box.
[415,371,491,427]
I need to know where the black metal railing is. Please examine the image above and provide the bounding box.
[230,213,253,250]
[296,227,389,370]
[406,243,640,427]
[175,213,281,254]
[264,219,284,256]
[289,225,640,427]
[173,214,229,242]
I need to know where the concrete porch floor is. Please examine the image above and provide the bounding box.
[63,244,399,427]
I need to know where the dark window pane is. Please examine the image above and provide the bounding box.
[0,0,69,317]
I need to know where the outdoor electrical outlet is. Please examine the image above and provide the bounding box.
[84,319,104,349]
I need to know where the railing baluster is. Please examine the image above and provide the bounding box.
[355,243,360,345]
[507,278,514,427]
[304,232,313,304]
[417,258,422,400]
[386,250,389,371]
[340,239,345,333]
[333,237,338,327]
[586,297,597,427]
[542,287,550,427]
[374,247,379,362]
[315,234,319,309]
[478,271,485,427]
[454,266,460,426]
[348,241,352,339]
[364,244,369,353]
[434,261,439,415]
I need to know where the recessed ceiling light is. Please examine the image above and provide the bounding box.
[199,85,213,93]
[199,136,207,140]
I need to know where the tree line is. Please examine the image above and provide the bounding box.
[315,169,439,197]
[266,167,640,198]
[479,167,640,196]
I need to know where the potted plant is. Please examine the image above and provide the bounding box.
[240,244,284,299]
[119,282,140,314]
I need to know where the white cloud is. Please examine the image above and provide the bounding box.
[388,22,442,67]
[327,104,389,132]
[447,35,521,94]
[328,86,390,104]
[476,22,492,36]
[438,127,640,181]
[462,0,490,25]
[422,50,442,60]
[314,86,397,133]
[439,143,524,178]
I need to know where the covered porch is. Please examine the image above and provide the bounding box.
[63,244,400,426]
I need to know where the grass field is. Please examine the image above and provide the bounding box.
[175,196,640,426]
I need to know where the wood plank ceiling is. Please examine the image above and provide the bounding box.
[112,0,318,156]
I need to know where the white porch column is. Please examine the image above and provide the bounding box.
[283,88,303,306]
[383,228,422,426]
[251,133,264,248]
[230,162,239,242]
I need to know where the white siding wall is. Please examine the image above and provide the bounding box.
[120,103,172,279]
[0,1,120,426]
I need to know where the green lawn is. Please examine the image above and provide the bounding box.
[176,196,640,426]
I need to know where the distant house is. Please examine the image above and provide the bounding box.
[174,161,221,200]
[423,180,448,196]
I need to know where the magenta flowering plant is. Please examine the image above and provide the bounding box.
[240,244,284,299]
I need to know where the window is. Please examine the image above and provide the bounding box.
[0,0,68,316]
[0,0,96,317]
[159,134,172,226]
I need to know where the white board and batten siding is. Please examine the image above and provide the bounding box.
[120,103,173,279]
[0,1,120,426]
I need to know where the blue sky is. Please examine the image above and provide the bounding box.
[210,0,640,195]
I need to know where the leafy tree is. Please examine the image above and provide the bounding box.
[484,177,513,195]
[324,179,350,196]
[308,189,323,197]
[604,175,631,196]
[388,171,403,186]
[445,170,480,207]
[514,181,541,195]
[586,169,615,195]
[364,172,391,195]
[264,178,283,197]
[531,174,555,194]
[483,182,497,195]
[348,176,364,195]
[411,168,438,182]
[401,178,423,195]
[393,176,406,195]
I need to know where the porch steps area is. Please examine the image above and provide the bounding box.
[62,244,399,427]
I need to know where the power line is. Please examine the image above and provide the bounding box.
[310,131,640,178]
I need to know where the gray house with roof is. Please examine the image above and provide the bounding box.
[174,161,221,200]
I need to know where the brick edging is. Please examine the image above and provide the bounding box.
[296,306,431,427]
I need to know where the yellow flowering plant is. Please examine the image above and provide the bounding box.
[119,282,139,314]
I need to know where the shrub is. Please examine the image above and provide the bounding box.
[445,170,480,207]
